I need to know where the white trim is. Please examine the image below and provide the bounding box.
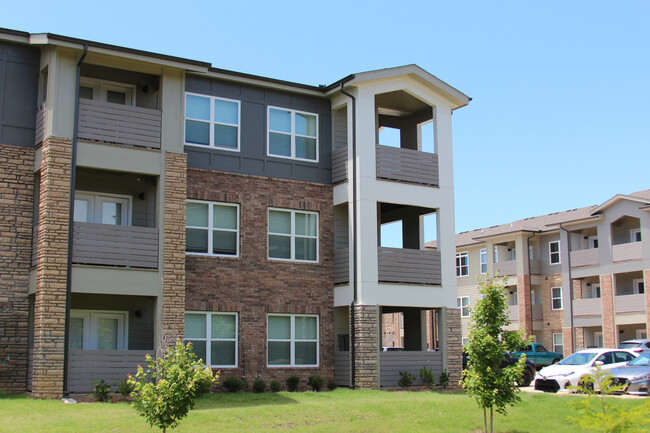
[633,278,645,295]
[184,311,239,368]
[549,240,561,264]
[630,229,642,243]
[70,309,129,350]
[184,92,241,152]
[267,313,319,367]
[551,287,563,310]
[552,332,563,353]
[462,337,469,346]
[479,248,487,274]
[186,200,240,257]
[457,296,470,318]
[456,251,469,277]
[268,208,319,263]
[266,106,319,163]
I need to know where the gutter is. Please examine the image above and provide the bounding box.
[525,231,539,334]
[63,43,87,396]
[558,224,574,354]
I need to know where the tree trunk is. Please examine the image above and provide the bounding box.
[490,406,493,433]
[483,407,487,433]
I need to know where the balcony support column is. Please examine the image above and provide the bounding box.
[600,274,616,348]
[516,275,532,336]
[351,304,380,389]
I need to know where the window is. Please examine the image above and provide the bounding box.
[184,312,238,367]
[493,246,499,263]
[268,209,318,262]
[186,201,239,256]
[69,310,128,350]
[74,192,131,225]
[457,296,470,318]
[480,248,487,274]
[267,314,318,367]
[185,93,240,150]
[630,229,642,242]
[462,337,470,346]
[268,107,318,161]
[551,287,563,310]
[549,241,561,264]
[552,333,563,353]
[614,351,636,363]
[456,252,469,277]
[80,78,135,106]
[633,279,645,294]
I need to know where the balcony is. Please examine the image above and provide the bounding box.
[376,145,439,186]
[570,248,599,268]
[493,260,516,276]
[612,242,643,262]
[334,248,349,284]
[573,298,602,316]
[532,305,543,320]
[508,306,519,322]
[377,247,441,285]
[615,294,646,314]
[78,99,162,149]
[34,102,46,145]
[331,147,348,184]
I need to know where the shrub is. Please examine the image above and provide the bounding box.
[223,377,246,393]
[128,340,218,433]
[91,379,111,402]
[326,380,338,391]
[252,379,266,393]
[240,378,249,392]
[270,380,282,392]
[307,375,324,392]
[117,378,135,396]
[419,366,436,389]
[286,375,300,392]
[438,369,450,389]
[398,371,416,390]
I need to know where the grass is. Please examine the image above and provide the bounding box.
[0,389,648,433]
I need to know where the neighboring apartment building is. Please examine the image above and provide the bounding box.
[0,28,469,398]
[452,190,650,357]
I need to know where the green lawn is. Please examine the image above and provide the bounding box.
[0,389,647,433]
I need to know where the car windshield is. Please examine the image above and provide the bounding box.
[558,352,598,366]
[629,353,650,367]
[619,342,641,349]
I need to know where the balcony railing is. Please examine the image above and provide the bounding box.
[34,102,46,145]
[380,351,442,388]
[508,306,519,322]
[573,298,602,316]
[334,248,349,284]
[530,260,542,275]
[375,145,439,186]
[612,242,643,262]
[493,260,516,276]
[77,99,162,149]
[68,349,149,393]
[331,147,348,184]
[615,294,646,314]
[532,305,543,320]
[73,222,159,268]
[570,248,599,267]
[378,247,441,285]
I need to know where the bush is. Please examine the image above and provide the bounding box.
[128,340,218,433]
[326,380,338,391]
[438,369,450,389]
[419,366,436,389]
[252,379,266,393]
[117,378,135,396]
[286,375,300,392]
[223,377,246,393]
[398,371,416,390]
[307,375,324,392]
[91,379,111,402]
[270,380,282,392]
[240,378,249,392]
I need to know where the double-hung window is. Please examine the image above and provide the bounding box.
[267,314,318,367]
[552,333,563,354]
[184,312,238,368]
[268,208,318,262]
[551,287,563,310]
[186,200,239,256]
[549,241,561,264]
[185,93,240,150]
[268,107,318,161]
[457,296,470,317]
[480,248,487,274]
[456,252,469,277]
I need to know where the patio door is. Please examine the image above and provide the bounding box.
[70,310,128,350]
[74,192,131,226]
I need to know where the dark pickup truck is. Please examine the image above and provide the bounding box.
[462,352,537,387]
[511,343,563,369]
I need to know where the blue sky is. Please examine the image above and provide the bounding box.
[4,1,649,237]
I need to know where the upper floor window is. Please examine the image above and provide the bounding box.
[631,229,642,243]
[549,241,561,264]
[186,200,239,257]
[480,248,487,274]
[551,287,563,310]
[268,314,318,367]
[185,93,240,151]
[268,208,318,262]
[185,312,238,368]
[634,279,645,294]
[268,107,318,162]
[457,296,470,317]
[456,252,469,277]
[80,78,135,106]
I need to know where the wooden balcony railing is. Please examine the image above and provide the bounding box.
[573,298,602,316]
[612,242,643,262]
[331,147,348,184]
[377,247,441,285]
[376,145,439,186]
[570,248,599,267]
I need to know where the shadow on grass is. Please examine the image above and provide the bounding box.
[0,393,28,400]
[193,392,299,410]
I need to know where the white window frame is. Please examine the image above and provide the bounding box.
[636,329,647,339]
[184,312,238,368]
[186,200,240,257]
[456,252,469,277]
[462,337,470,346]
[551,287,563,310]
[594,331,604,348]
[69,309,128,350]
[633,278,645,295]
[267,106,319,162]
[74,191,132,226]
[549,241,561,264]
[630,229,642,243]
[267,313,319,367]
[80,78,136,106]
[268,208,319,263]
[457,296,470,318]
[184,92,241,152]
[480,248,487,274]
[552,333,563,353]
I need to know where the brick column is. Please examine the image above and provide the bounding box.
[562,327,574,357]
[444,307,462,388]
[575,327,585,351]
[600,274,616,348]
[352,304,379,389]
[517,274,532,336]
[161,152,187,350]
[645,270,650,336]
[32,137,72,399]
[0,144,34,393]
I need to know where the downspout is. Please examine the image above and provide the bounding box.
[63,44,87,396]
[525,231,538,336]
[339,82,357,388]
[559,224,574,353]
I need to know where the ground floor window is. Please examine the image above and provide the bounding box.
[267,314,319,367]
[552,333,563,354]
[184,312,238,367]
[70,310,128,350]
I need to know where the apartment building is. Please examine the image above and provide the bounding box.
[0,28,469,397]
[453,190,650,357]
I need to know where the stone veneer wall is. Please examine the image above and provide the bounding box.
[445,307,462,388]
[32,137,72,399]
[0,144,34,392]
[352,305,379,389]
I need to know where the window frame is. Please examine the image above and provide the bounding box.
[552,333,563,353]
[184,92,241,152]
[186,200,240,258]
[74,191,132,226]
[267,208,319,263]
[551,287,563,310]
[80,77,136,106]
[630,229,642,243]
[69,309,129,350]
[633,278,645,295]
[267,313,319,368]
[457,296,470,318]
[267,106,319,162]
[184,311,239,368]
[479,248,487,274]
[549,241,561,264]
[456,252,469,277]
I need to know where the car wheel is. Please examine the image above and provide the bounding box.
[519,369,533,387]
[552,358,561,364]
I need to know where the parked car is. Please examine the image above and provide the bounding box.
[381,346,404,351]
[618,339,650,355]
[462,352,537,387]
[534,348,638,393]
[608,352,650,395]
[511,343,563,369]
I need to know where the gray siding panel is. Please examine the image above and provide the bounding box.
[612,242,643,262]
[573,298,602,316]
[334,351,350,387]
[377,247,441,285]
[570,248,599,267]
[380,351,442,388]
[67,350,149,393]
[334,248,349,284]
[615,294,646,313]
[376,145,439,186]
[185,75,332,184]
[331,147,348,184]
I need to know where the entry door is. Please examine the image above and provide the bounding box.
[594,332,604,348]
[70,310,128,350]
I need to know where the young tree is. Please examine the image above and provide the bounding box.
[461,274,528,433]
[128,340,218,433]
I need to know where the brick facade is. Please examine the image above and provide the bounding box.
[0,144,34,392]
[352,304,379,389]
[32,137,72,399]
[185,168,334,388]
[445,307,462,388]
[562,327,573,357]
[517,274,532,336]
[645,270,650,336]
[538,273,564,350]
[600,274,616,348]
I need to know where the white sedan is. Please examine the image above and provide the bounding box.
[534,348,638,393]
